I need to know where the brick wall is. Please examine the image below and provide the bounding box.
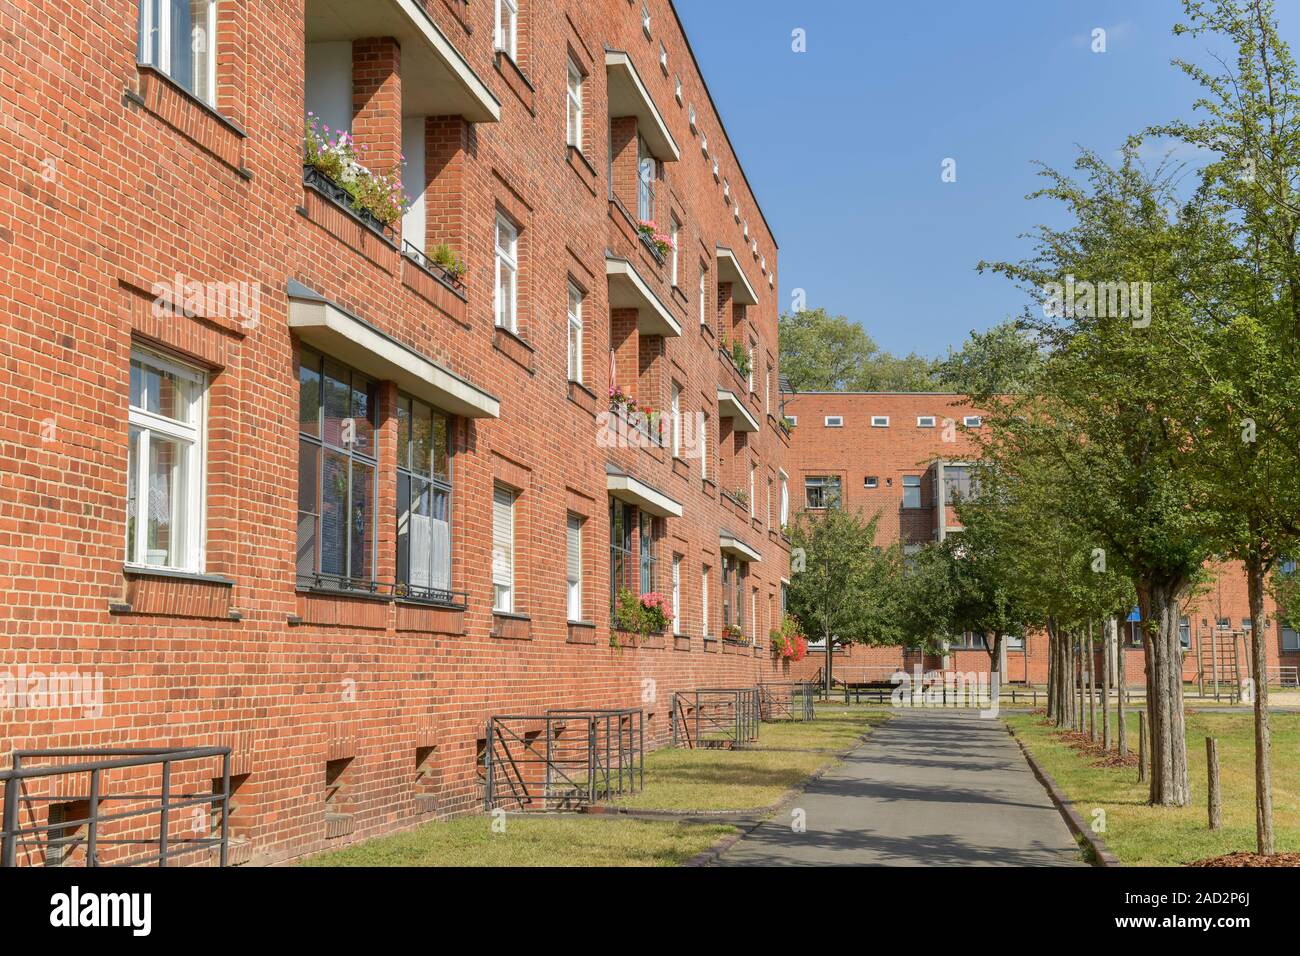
[0,0,790,865]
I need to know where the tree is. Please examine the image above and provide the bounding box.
[1156,0,1300,854]
[980,147,1224,805]
[778,308,938,392]
[935,320,1045,401]
[787,501,902,695]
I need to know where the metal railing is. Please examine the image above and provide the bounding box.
[671,688,760,749]
[484,709,643,812]
[1266,665,1299,689]
[296,572,468,610]
[1,747,231,868]
[759,682,816,722]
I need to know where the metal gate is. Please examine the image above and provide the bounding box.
[759,681,816,721]
[671,688,760,749]
[1,746,232,867]
[484,709,643,811]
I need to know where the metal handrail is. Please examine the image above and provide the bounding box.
[2,746,231,868]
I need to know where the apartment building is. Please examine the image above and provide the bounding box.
[0,0,793,864]
[783,392,1300,689]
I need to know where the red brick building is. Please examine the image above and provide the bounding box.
[0,0,797,865]
[782,392,1300,690]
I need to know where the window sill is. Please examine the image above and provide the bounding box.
[117,565,238,620]
[566,145,598,195]
[494,50,535,113]
[567,620,598,645]
[129,64,250,177]
[493,325,536,374]
[567,379,598,416]
[124,564,233,586]
[492,611,532,640]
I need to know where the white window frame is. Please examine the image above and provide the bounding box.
[701,565,710,637]
[824,415,843,428]
[495,214,519,332]
[495,0,518,57]
[671,554,681,634]
[139,0,219,106]
[779,472,789,525]
[700,413,710,480]
[785,415,797,426]
[902,474,922,509]
[871,415,890,428]
[659,41,668,73]
[864,476,879,489]
[567,282,583,383]
[566,58,584,149]
[669,215,680,286]
[566,514,583,622]
[1283,626,1300,652]
[963,415,983,428]
[492,486,516,612]
[698,265,708,326]
[749,462,757,516]
[641,0,651,36]
[126,346,207,572]
[917,416,936,428]
[670,382,682,457]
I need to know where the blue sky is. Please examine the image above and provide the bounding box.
[676,0,1300,359]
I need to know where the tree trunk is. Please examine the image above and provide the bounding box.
[823,626,834,697]
[988,632,1003,706]
[1139,577,1190,806]
[1046,618,1058,722]
[1087,622,1097,742]
[1102,619,1112,751]
[1116,616,1128,756]
[1245,557,1275,855]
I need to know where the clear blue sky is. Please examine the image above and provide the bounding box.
[676,0,1300,359]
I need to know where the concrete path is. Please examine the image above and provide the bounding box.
[717,710,1084,866]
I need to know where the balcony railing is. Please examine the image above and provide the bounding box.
[606,402,665,447]
[302,164,397,242]
[401,239,466,292]
[296,572,468,610]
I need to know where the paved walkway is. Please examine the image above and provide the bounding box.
[717,710,1084,866]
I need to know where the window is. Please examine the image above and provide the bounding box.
[698,265,708,326]
[950,632,988,651]
[964,416,983,428]
[917,416,936,428]
[722,555,744,631]
[871,416,889,428]
[670,382,682,457]
[764,366,771,413]
[138,1,218,105]
[700,412,710,480]
[1284,626,1300,652]
[824,416,843,428]
[396,397,452,602]
[609,499,636,611]
[785,415,797,426]
[1179,616,1191,649]
[639,513,658,594]
[805,475,841,509]
[747,340,756,392]
[942,465,973,504]
[749,462,757,516]
[902,475,922,509]
[669,215,680,286]
[495,214,518,331]
[566,58,584,148]
[297,349,378,587]
[492,486,516,612]
[495,0,518,57]
[779,474,789,525]
[637,135,655,221]
[659,41,668,73]
[766,477,773,528]
[864,476,878,489]
[671,554,682,633]
[567,283,583,383]
[127,347,206,571]
[641,0,651,35]
[1127,620,1143,646]
[701,565,711,636]
[566,514,583,621]
[1006,634,1025,649]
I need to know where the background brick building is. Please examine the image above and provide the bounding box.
[0,0,798,865]
[782,392,1300,690]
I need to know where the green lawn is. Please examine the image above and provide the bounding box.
[1006,709,1300,866]
[300,815,734,867]
[611,706,888,812]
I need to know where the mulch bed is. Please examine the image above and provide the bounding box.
[1188,851,1300,867]
[1050,728,1140,768]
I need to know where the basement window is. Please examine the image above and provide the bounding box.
[864,476,878,489]
[917,416,936,428]
[871,416,889,428]
[824,416,843,428]
[964,416,983,428]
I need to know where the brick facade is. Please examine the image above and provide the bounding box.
[0,0,794,865]
[782,392,1300,689]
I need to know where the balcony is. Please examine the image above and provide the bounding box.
[304,0,499,122]
[605,50,679,162]
[716,245,759,306]
[606,255,681,337]
[606,466,683,518]
[716,388,760,433]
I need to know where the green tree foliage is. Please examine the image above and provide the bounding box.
[934,321,1045,401]
[786,502,903,692]
[778,308,938,392]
